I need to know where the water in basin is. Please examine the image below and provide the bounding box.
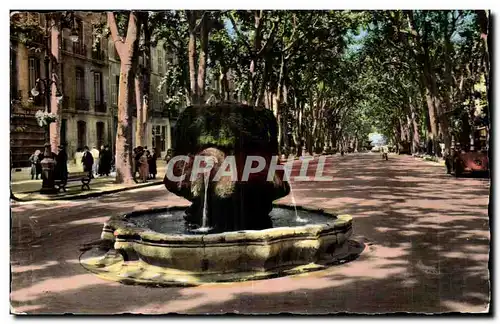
[127,207,336,235]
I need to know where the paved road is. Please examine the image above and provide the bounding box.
[10,153,490,314]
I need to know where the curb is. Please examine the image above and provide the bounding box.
[11,180,163,202]
[412,154,446,166]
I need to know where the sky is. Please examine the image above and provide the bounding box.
[369,133,387,146]
[224,18,235,38]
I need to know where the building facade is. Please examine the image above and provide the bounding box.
[106,37,176,157]
[10,12,178,167]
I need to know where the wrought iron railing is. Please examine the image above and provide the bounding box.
[92,49,106,62]
[73,42,87,56]
[62,39,87,57]
[95,101,107,113]
[75,98,89,111]
[62,96,70,110]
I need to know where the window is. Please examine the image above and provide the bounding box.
[76,67,85,99]
[94,72,102,104]
[157,48,163,73]
[92,26,100,51]
[60,119,67,145]
[161,126,166,151]
[28,57,40,94]
[114,47,120,61]
[159,93,164,110]
[60,63,64,94]
[91,26,103,60]
[10,47,17,99]
[114,75,119,105]
[167,52,174,65]
[96,121,104,148]
[73,19,86,56]
[76,19,83,44]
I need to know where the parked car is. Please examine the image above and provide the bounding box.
[445,149,489,177]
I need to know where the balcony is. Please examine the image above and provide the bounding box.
[95,101,107,113]
[75,98,89,111]
[73,42,87,56]
[92,49,106,62]
[62,39,87,57]
[62,96,70,110]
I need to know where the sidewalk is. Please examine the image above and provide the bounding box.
[11,160,166,201]
[412,153,446,166]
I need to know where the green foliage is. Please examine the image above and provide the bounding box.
[11,10,489,156]
[10,12,46,52]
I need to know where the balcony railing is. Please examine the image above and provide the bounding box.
[95,101,107,113]
[62,39,87,57]
[62,96,70,110]
[75,98,89,111]
[73,42,87,56]
[92,49,106,62]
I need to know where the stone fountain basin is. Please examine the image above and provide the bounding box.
[84,204,353,285]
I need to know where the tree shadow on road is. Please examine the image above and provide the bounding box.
[9,154,491,314]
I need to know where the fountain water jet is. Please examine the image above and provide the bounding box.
[80,104,357,286]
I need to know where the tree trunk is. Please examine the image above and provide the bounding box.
[116,63,135,184]
[107,12,141,184]
[441,23,455,156]
[166,117,172,150]
[186,12,198,104]
[273,54,285,150]
[197,14,209,103]
[409,100,421,153]
[255,53,272,107]
[249,11,263,104]
[424,86,439,155]
[134,74,144,146]
[139,15,151,147]
[282,83,290,156]
[49,17,61,153]
[272,94,282,156]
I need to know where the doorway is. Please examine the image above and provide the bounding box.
[96,121,104,148]
[77,120,86,150]
[60,119,67,145]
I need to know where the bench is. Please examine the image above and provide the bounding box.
[54,171,92,192]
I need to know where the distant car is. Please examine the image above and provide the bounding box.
[371,146,380,153]
[445,150,489,177]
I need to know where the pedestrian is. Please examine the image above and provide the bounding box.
[139,150,149,183]
[165,148,173,164]
[145,150,151,179]
[29,150,42,180]
[148,147,157,179]
[55,144,68,181]
[100,145,112,176]
[134,146,144,179]
[98,145,106,176]
[75,148,83,169]
[91,145,100,177]
[81,146,94,176]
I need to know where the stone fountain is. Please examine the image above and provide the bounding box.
[80,104,354,286]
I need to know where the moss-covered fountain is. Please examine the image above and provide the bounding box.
[80,104,354,286]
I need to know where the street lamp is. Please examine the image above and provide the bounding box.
[30,12,78,194]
